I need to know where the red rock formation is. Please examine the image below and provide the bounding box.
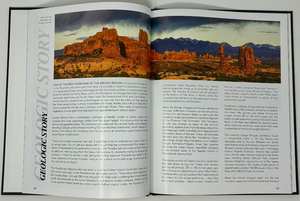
[202,53,209,59]
[209,55,215,59]
[58,68,64,74]
[170,51,177,60]
[182,50,192,60]
[63,27,121,58]
[118,36,139,58]
[139,30,148,48]
[63,27,151,70]
[163,51,170,60]
[158,49,193,60]
[150,49,160,60]
[138,30,150,68]
[219,45,231,70]
[130,53,139,64]
[226,55,232,60]
[238,47,246,67]
[255,58,261,64]
[192,52,197,59]
[218,45,224,55]
[199,54,202,59]
[238,46,256,75]
[244,47,255,75]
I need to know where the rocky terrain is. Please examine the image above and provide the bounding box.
[151,37,280,62]
[151,44,280,83]
[54,27,151,79]
[54,27,280,83]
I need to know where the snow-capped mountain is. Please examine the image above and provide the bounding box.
[178,37,200,44]
[255,44,280,51]
[243,42,256,48]
[243,42,280,50]
[220,42,232,48]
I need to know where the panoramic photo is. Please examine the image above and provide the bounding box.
[54,10,151,79]
[150,16,281,83]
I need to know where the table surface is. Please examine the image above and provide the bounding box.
[1,0,300,200]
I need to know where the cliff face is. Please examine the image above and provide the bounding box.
[138,30,150,68]
[63,27,150,68]
[63,27,121,57]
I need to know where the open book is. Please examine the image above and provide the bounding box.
[2,2,298,198]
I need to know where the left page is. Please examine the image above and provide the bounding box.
[22,2,152,199]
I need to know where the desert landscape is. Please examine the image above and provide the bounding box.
[54,27,151,79]
[150,44,281,83]
[54,13,281,83]
[149,15,281,83]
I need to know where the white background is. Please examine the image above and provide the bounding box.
[1,0,300,200]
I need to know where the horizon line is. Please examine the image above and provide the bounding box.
[151,37,281,47]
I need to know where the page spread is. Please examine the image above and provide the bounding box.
[2,2,297,198]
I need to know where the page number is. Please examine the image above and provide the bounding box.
[276,187,279,190]
[33,187,37,190]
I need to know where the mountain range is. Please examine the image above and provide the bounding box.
[151,37,280,61]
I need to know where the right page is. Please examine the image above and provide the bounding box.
[150,9,295,195]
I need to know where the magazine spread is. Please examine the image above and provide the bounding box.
[2,2,297,199]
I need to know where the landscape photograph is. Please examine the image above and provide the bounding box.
[150,16,281,83]
[54,10,151,79]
